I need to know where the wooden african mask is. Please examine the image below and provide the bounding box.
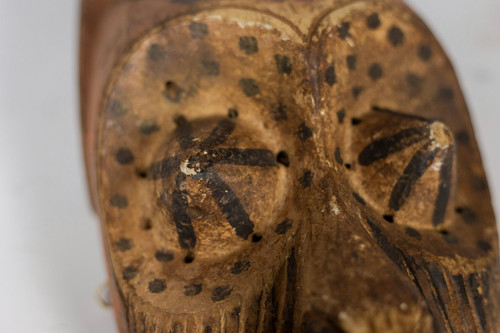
[80,0,500,332]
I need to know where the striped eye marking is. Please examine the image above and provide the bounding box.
[148,115,277,249]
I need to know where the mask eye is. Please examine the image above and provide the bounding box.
[146,116,285,257]
[345,107,456,229]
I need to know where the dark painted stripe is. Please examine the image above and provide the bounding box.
[401,255,427,300]
[433,147,454,225]
[358,126,430,166]
[203,171,254,239]
[263,282,279,332]
[149,156,180,180]
[426,262,457,333]
[468,273,488,332]
[174,116,195,150]
[283,248,297,333]
[389,146,439,211]
[199,119,235,150]
[451,274,475,332]
[203,148,277,167]
[366,219,406,269]
[171,173,197,249]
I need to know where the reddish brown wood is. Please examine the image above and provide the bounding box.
[80,1,500,332]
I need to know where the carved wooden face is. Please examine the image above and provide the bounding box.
[96,1,499,331]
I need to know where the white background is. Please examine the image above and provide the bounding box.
[0,1,498,332]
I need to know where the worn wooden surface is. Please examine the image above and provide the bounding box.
[80,0,500,332]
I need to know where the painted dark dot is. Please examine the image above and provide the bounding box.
[352,86,364,100]
[115,148,135,165]
[471,175,488,191]
[149,279,166,293]
[337,22,351,40]
[212,286,233,302]
[353,192,366,205]
[299,171,314,188]
[455,207,476,224]
[337,109,346,123]
[277,151,290,167]
[438,87,454,101]
[115,238,133,252]
[334,147,343,165]
[271,103,288,121]
[140,120,160,135]
[110,100,128,116]
[275,218,293,235]
[368,63,383,81]
[239,78,260,97]
[406,73,424,95]
[239,36,258,55]
[366,13,381,29]
[418,45,432,62]
[201,60,220,76]
[110,194,128,209]
[325,64,337,86]
[147,44,167,61]
[297,123,313,141]
[440,230,459,244]
[388,26,404,46]
[252,233,263,243]
[346,55,357,71]
[275,54,293,75]
[123,266,138,281]
[204,326,212,333]
[163,81,183,103]
[184,284,202,296]
[228,108,238,118]
[351,118,362,125]
[456,130,470,146]
[405,227,422,240]
[155,249,174,262]
[383,214,394,223]
[230,261,251,275]
[477,241,492,252]
[189,22,209,39]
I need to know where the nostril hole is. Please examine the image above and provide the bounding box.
[165,81,181,100]
[383,214,394,223]
[277,151,290,167]
[141,218,152,230]
[439,230,449,235]
[252,233,263,243]
[344,163,352,170]
[455,207,464,214]
[184,252,195,264]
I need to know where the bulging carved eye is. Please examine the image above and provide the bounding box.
[146,115,285,258]
[346,107,456,229]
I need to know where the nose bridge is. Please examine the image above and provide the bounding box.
[291,172,437,332]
